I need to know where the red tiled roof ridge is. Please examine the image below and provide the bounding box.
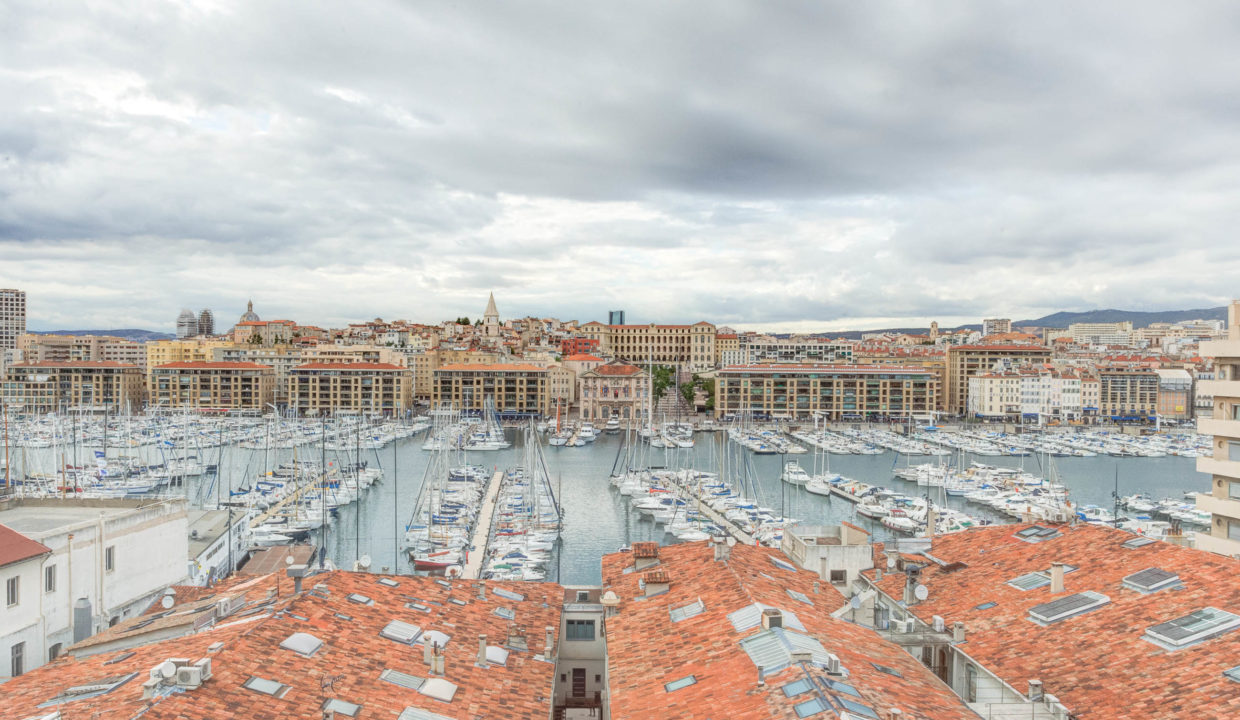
[0,524,51,567]
[154,361,274,370]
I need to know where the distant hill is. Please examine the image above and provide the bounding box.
[32,329,175,342]
[1015,307,1227,329]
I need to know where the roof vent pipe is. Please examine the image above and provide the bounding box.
[1050,563,1066,594]
[477,634,488,668]
[757,665,765,687]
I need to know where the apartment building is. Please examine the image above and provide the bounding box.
[410,348,501,399]
[967,368,1084,421]
[433,363,549,416]
[1155,368,1194,421]
[743,336,853,365]
[1097,367,1158,420]
[213,345,301,404]
[1195,300,1240,556]
[715,364,938,420]
[1,361,145,413]
[0,289,25,351]
[1046,321,1136,346]
[288,362,411,416]
[15,334,143,366]
[578,321,716,372]
[981,317,1012,336]
[945,344,1052,415]
[148,361,275,411]
[145,339,235,370]
[231,319,299,346]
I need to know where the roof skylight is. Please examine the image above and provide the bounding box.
[398,707,454,720]
[769,556,799,572]
[418,677,459,703]
[242,676,290,698]
[1014,525,1061,543]
[493,607,515,620]
[838,697,880,719]
[493,587,524,601]
[380,620,422,644]
[786,589,813,605]
[665,675,697,692]
[322,698,362,717]
[781,678,814,697]
[1122,536,1157,549]
[279,632,324,657]
[1007,572,1051,591]
[347,593,373,605]
[379,668,425,691]
[1123,568,1181,594]
[1028,591,1110,625]
[1145,607,1240,650]
[793,697,827,718]
[670,598,705,622]
[485,646,510,666]
[38,673,138,707]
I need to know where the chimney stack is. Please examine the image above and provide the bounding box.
[757,665,765,687]
[1028,679,1044,702]
[430,642,445,676]
[1050,563,1066,594]
[423,639,434,666]
[478,582,486,600]
[477,634,488,668]
[887,710,903,720]
[952,621,966,643]
[544,626,555,658]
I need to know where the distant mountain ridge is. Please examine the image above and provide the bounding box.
[32,329,175,342]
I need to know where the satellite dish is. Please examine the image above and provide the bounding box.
[914,584,929,602]
[886,555,896,569]
[159,660,178,679]
[850,595,862,610]
[285,554,295,566]
[160,595,175,609]
[357,555,372,570]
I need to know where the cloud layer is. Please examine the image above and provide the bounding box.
[3,1,1239,332]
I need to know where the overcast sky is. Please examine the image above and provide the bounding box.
[3,1,1239,333]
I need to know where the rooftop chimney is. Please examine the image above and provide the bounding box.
[1050,563,1066,594]
[430,642,445,676]
[1028,679,1044,702]
[761,608,784,630]
[712,536,733,562]
[642,569,671,597]
[757,665,765,687]
[544,626,555,658]
[952,621,966,643]
[478,582,486,600]
[477,634,488,668]
[601,590,621,618]
[507,625,528,651]
[632,542,660,571]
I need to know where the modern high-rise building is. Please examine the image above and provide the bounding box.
[175,309,198,339]
[1195,300,1240,557]
[197,308,215,336]
[0,288,27,350]
[608,310,625,325]
[982,318,1012,336]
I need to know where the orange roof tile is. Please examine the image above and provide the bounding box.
[9,361,142,369]
[0,524,51,568]
[153,362,274,370]
[292,362,407,371]
[866,523,1240,719]
[437,363,547,372]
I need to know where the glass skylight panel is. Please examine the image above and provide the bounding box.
[822,678,861,697]
[493,588,524,601]
[103,651,135,665]
[728,603,806,633]
[418,677,459,703]
[786,589,813,605]
[347,593,373,605]
[398,707,455,720]
[665,675,697,692]
[485,646,510,666]
[448,598,467,606]
[670,598,705,622]
[974,601,998,610]
[837,697,880,719]
[1028,591,1110,625]
[1145,607,1240,649]
[493,607,515,620]
[793,697,827,718]
[406,602,430,612]
[379,668,425,691]
[380,620,422,644]
[243,676,289,698]
[1123,568,1181,594]
[770,556,799,572]
[39,673,138,707]
[1122,536,1157,549]
[870,663,903,678]
[378,578,400,587]
[1224,666,1240,683]
[1007,572,1051,591]
[1014,526,1061,543]
[279,632,324,657]
[781,678,813,697]
[322,698,361,717]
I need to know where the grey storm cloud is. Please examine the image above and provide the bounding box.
[2,0,1240,332]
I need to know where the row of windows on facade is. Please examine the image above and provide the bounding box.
[5,546,114,610]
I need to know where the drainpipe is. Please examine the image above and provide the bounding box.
[66,533,74,634]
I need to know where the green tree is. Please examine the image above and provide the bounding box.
[680,381,696,405]
[701,378,716,412]
[649,365,674,403]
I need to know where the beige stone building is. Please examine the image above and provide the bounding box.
[232,320,298,346]
[1196,300,1240,557]
[213,345,301,404]
[1,361,144,413]
[578,361,648,422]
[433,363,549,416]
[1097,367,1158,420]
[145,339,236,370]
[16,334,143,365]
[547,365,576,406]
[715,364,938,420]
[288,362,411,416]
[578,321,716,372]
[944,344,1052,415]
[410,348,501,400]
[149,361,275,411]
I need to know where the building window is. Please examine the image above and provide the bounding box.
[11,641,24,677]
[105,546,115,572]
[566,619,595,641]
[48,643,62,661]
[5,576,17,607]
[830,569,847,584]
[965,663,977,703]
[1229,520,1240,542]
[45,565,56,593]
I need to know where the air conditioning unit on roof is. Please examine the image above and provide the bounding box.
[894,619,915,634]
[824,653,842,675]
[175,665,203,689]
[193,657,212,681]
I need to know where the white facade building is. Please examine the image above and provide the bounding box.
[0,497,189,676]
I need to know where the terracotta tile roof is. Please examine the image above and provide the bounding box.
[437,363,547,372]
[153,362,274,370]
[239,545,318,575]
[949,344,1051,352]
[718,364,933,375]
[292,362,407,371]
[4,571,561,720]
[0,523,51,568]
[630,542,659,559]
[563,353,604,362]
[601,542,976,720]
[592,363,643,376]
[866,523,1240,719]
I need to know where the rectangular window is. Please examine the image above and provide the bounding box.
[565,619,595,641]
[11,641,24,677]
[105,546,115,573]
[5,576,17,607]
[1230,482,1240,501]
[1229,520,1240,542]
[45,565,56,593]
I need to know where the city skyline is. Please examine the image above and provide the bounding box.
[5,2,1240,331]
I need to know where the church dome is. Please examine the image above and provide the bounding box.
[239,299,260,323]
